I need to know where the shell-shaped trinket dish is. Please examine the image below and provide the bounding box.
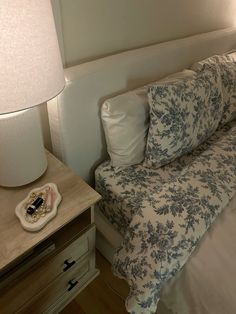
[15,183,62,232]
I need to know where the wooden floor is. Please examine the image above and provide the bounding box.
[60,251,171,314]
[60,251,129,314]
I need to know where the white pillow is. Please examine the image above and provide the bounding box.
[101,69,195,167]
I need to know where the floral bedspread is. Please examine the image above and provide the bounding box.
[96,132,213,237]
[96,121,236,313]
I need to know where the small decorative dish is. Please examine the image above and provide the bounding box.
[15,183,62,232]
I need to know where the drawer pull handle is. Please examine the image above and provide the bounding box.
[67,279,78,291]
[63,259,76,272]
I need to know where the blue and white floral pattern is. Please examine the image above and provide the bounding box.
[143,67,223,169]
[96,137,211,237]
[96,120,236,314]
[191,53,236,126]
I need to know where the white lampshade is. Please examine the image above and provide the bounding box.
[0,1,65,186]
[0,0,65,114]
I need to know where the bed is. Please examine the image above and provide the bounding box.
[47,27,236,313]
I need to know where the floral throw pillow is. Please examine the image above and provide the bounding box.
[191,53,236,126]
[143,68,223,169]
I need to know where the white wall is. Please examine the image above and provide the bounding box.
[57,0,236,67]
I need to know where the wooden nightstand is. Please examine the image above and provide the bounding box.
[0,151,101,314]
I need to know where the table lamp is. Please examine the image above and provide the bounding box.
[0,1,65,187]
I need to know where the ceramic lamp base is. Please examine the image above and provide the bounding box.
[0,107,47,187]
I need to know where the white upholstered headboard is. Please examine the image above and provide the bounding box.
[47,27,236,185]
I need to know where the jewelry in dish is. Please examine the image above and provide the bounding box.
[15,183,62,232]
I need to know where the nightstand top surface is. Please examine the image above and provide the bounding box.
[0,152,101,271]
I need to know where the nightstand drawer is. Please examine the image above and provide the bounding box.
[54,224,96,275]
[17,256,99,314]
[0,225,96,314]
